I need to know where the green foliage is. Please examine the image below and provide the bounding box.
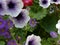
[40,15,58,32]
[0,41,5,45]
[42,38,57,45]
[30,9,47,20]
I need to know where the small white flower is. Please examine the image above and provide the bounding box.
[9,9,30,28]
[5,0,24,17]
[50,0,60,4]
[25,34,41,45]
[56,20,60,34]
[39,0,50,8]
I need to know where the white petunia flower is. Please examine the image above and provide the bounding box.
[9,9,30,28]
[56,20,60,34]
[5,0,23,17]
[50,0,60,4]
[39,0,50,8]
[25,34,41,45]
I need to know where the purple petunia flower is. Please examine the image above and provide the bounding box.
[0,28,8,36]
[7,40,17,45]
[5,19,14,29]
[9,9,30,28]
[29,18,37,27]
[0,18,6,29]
[50,31,58,38]
[3,31,11,38]
[5,0,23,17]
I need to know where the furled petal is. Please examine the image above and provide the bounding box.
[6,0,24,17]
[50,31,58,38]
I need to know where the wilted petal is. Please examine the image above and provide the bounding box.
[39,0,50,8]
[6,0,24,17]
[25,34,41,45]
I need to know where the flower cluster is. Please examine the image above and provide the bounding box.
[0,0,60,45]
[0,15,13,38]
[0,0,30,28]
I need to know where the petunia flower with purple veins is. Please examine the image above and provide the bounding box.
[50,31,58,38]
[3,31,11,38]
[0,18,6,29]
[29,18,37,27]
[6,19,14,29]
[25,34,41,45]
[7,40,17,45]
[50,0,60,4]
[0,0,7,15]
[6,0,24,17]
[9,9,30,28]
[39,0,50,8]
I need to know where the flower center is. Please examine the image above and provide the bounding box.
[11,42,14,45]
[0,3,3,9]
[0,21,2,25]
[53,0,57,2]
[1,29,4,32]
[8,21,10,26]
[15,12,24,20]
[32,21,35,25]
[8,1,15,9]
[28,40,34,45]
[42,0,47,4]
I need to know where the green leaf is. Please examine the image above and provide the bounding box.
[42,38,56,45]
[40,15,58,32]
[3,15,9,20]
[0,41,5,45]
[30,9,47,20]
